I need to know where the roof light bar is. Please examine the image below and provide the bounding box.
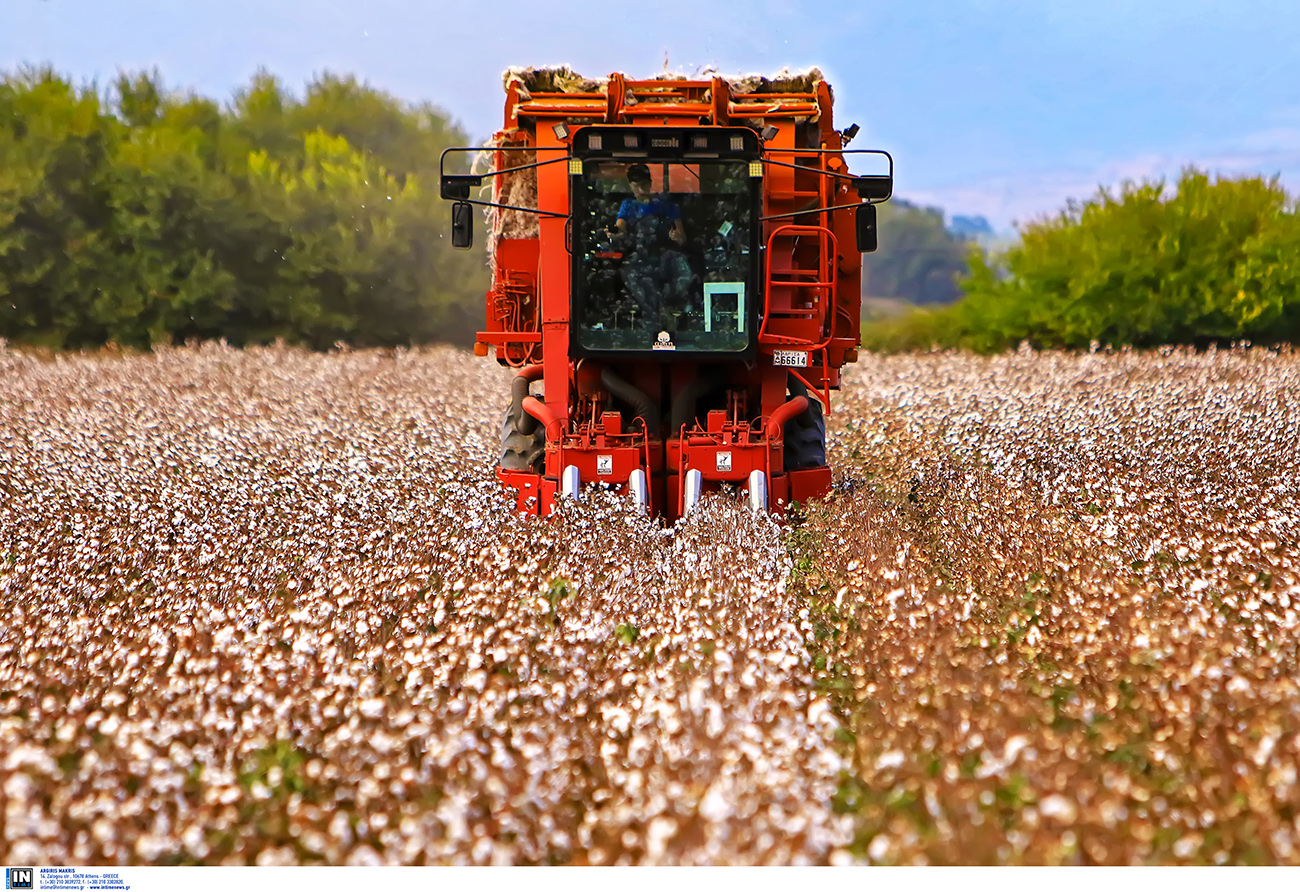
[574,127,761,158]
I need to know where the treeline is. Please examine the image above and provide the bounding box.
[8,65,1293,355]
[866,170,1300,351]
[0,66,486,350]
[863,198,970,305]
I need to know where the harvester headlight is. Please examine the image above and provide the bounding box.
[730,135,745,151]
[749,161,762,178]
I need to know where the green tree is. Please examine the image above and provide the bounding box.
[114,69,163,128]
[0,64,487,350]
[865,169,1300,352]
[291,73,462,182]
[0,68,122,347]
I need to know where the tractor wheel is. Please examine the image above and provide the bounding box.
[499,401,546,472]
[784,377,826,471]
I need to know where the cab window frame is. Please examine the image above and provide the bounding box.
[568,134,763,361]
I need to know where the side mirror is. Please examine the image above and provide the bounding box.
[451,201,473,249]
[439,174,482,201]
[853,175,893,202]
[856,203,878,253]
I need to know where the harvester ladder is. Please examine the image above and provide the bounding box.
[758,223,838,349]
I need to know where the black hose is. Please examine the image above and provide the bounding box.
[510,373,537,434]
[669,366,727,432]
[601,368,661,434]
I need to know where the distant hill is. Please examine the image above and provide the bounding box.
[948,214,995,240]
[863,198,971,305]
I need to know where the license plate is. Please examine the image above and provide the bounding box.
[773,350,809,367]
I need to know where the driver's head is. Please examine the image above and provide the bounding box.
[627,163,652,199]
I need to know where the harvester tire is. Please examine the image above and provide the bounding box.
[784,377,826,471]
[499,402,546,473]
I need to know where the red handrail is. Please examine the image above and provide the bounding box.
[758,223,838,350]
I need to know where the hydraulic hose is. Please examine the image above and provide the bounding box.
[766,396,810,439]
[600,368,660,435]
[522,396,564,442]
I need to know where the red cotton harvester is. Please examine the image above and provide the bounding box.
[439,68,892,520]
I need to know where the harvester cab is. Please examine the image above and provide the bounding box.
[440,69,892,520]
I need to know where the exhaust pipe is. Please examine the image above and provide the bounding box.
[561,465,581,501]
[683,468,703,514]
[628,468,649,513]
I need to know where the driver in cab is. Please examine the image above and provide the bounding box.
[607,163,692,327]
[610,162,686,246]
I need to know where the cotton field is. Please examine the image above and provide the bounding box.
[0,342,1297,864]
[800,344,1300,864]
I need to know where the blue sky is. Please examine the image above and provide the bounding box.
[4,0,1299,229]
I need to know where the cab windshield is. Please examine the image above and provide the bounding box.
[573,159,756,354]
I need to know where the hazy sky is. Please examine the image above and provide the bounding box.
[4,0,1299,228]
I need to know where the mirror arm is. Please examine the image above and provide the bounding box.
[438,147,571,200]
[452,198,569,220]
[759,157,864,182]
[760,204,853,223]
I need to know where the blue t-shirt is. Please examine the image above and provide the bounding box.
[617,197,681,224]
